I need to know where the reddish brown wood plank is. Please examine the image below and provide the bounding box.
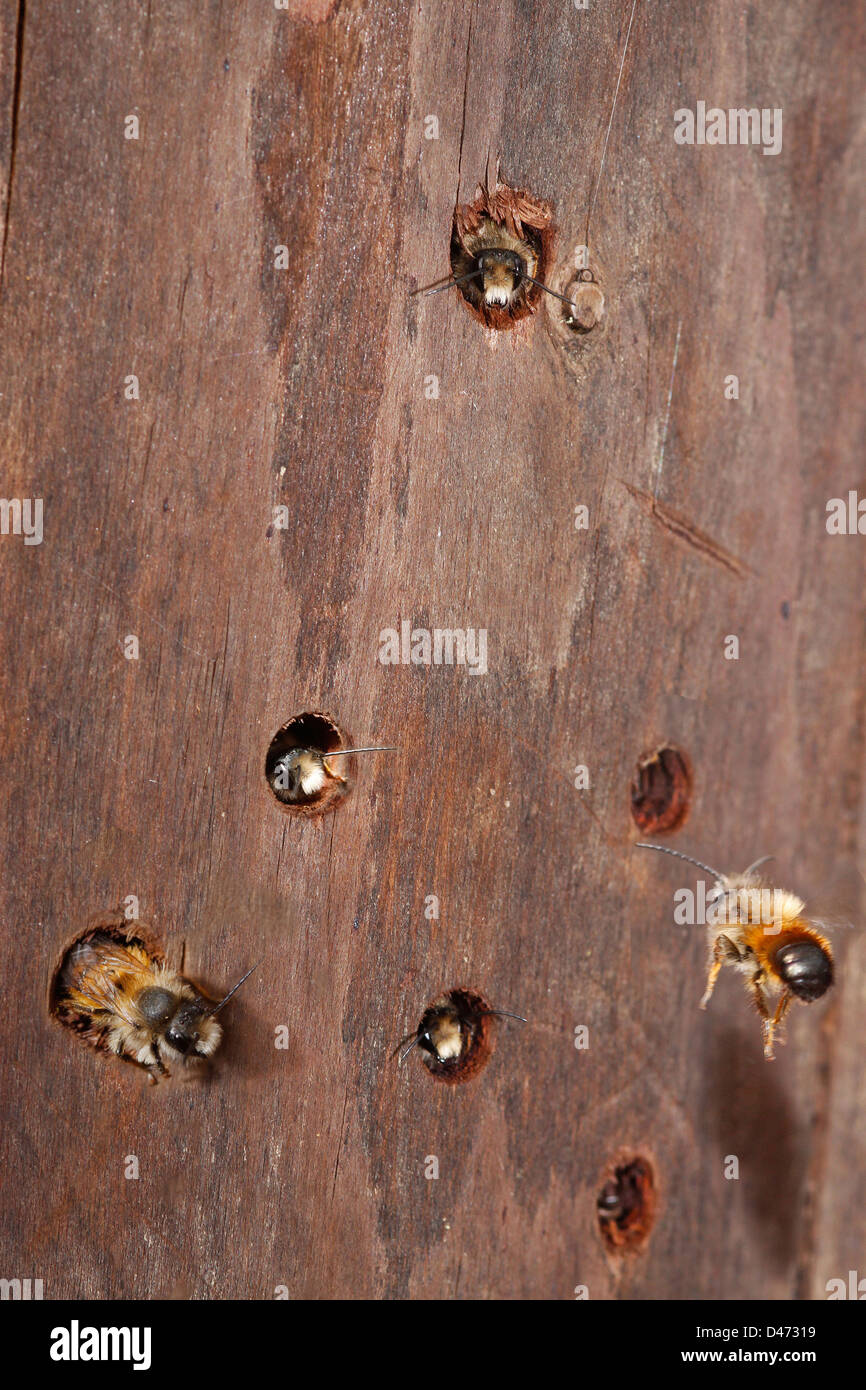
[1,0,865,1300]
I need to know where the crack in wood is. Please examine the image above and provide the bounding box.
[0,0,26,301]
[454,5,473,206]
[624,482,751,577]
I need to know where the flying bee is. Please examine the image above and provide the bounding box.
[268,743,396,805]
[52,925,257,1081]
[636,843,835,1059]
[395,988,525,1084]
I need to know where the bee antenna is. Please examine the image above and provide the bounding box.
[209,962,260,1016]
[397,1035,421,1064]
[485,1008,527,1024]
[411,270,479,298]
[324,746,398,757]
[520,272,582,311]
[634,842,723,880]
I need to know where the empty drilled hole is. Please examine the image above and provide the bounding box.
[630,746,692,834]
[450,179,554,329]
[400,988,496,1084]
[597,1156,657,1253]
[265,711,352,817]
[562,272,605,334]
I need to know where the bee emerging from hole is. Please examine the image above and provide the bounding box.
[395,988,525,1084]
[269,744,396,805]
[637,843,835,1059]
[413,176,573,327]
[52,926,257,1082]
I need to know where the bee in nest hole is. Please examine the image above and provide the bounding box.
[269,743,396,806]
[395,987,525,1084]
[415,176,574,328]
[597,1157,657,1253]
[265,711,396,815]
[51,921,257,1082]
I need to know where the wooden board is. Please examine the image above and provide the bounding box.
[1,0,865,1300]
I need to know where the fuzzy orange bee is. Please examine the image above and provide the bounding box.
[637,844,834,1059]
[51,922,256,1081]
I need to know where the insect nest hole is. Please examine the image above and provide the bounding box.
[630,745,692,834]
[597,1154,658,1254]
[404,987,497,1084]
[450,179,554,329]
[265,710,353,817]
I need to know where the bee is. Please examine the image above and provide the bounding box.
[637,843,835,1058]
[268,743,396,805]
[396,988,525,1084]
[52,924,257,1081]
[419,217,576,321]
[414,176,575,325]
[597,1156,657,1254]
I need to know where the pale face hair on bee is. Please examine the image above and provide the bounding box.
[455,218,541,309]
[53,929,257,1081]
[637,843,835,1059]
[269,743,396,805]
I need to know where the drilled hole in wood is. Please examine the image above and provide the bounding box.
[265,711,352,817]
[630,745,692,834]
[562,272,605,334]
[450,180,554,329]
[399,987,498,1084]
[597,1155,657,1253]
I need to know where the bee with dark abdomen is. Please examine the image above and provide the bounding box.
[52,924,257,1081]
[636,843,835,1059]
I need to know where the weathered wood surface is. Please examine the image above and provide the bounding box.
[1,0,865,1300]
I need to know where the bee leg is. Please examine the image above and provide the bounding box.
[322,758,347,786]
[700,935,734,1009]
[745,972,775,1058]
[770,989,793,1045]
[147,1043,168,1084]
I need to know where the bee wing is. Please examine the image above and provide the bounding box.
[803,862,866,940]
[60,936,154,1019]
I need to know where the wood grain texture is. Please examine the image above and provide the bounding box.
[1,0,865,1301]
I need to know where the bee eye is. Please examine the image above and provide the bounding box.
[774,940,833,1000]
[138,987,175,1024]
